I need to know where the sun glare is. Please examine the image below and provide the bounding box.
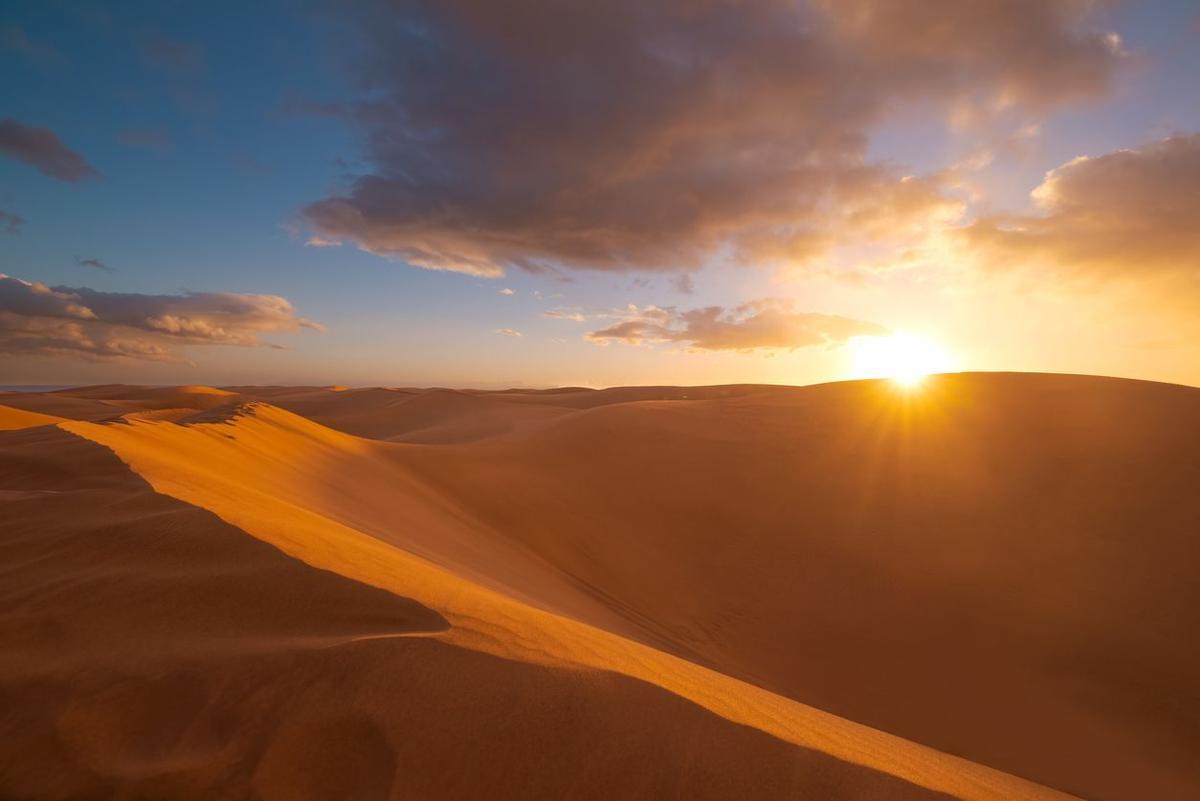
[849,333,955,388]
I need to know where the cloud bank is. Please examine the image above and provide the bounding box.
[586,299,886,351]
[961,134,1200,290]
[0,274,322,362]
[303,0,1118,277]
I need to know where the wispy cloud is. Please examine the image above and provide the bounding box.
[0,118,98,182]
[587,299,886,352]
[543,308,586,322]
[494,328,522,337]
[0,210,25,235]
[0,25,64,69]
[75,257,116,274]
[117,127,172,152]
[140,35,205,74]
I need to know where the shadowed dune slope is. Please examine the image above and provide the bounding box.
[254,386,567,443]
[2,426,971,800]
[5,373,1196,799]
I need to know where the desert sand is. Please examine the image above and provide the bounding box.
[3,373,1198,800]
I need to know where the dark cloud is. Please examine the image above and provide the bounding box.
[960,134,1200,288]
[303,0,1119,277]
[75,257,116,274]
[0,274,323,362]
[0,210,25,235]
[0,118,99,182]
[814,0,1120,111]
[586,299,886,351]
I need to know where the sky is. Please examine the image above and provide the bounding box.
[2,0,1198,389]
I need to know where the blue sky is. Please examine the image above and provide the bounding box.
[2,1,1199,387]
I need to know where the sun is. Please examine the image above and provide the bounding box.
[849,333,955,388]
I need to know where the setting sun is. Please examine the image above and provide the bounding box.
[849,333,955,387]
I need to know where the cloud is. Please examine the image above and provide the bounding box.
[0,118,99,182]
[0,210,25,235]
[75,257,116,274]
[117,127,172,152]
[586,299,886,351]
[140,35,206,74]
[499,287,515,296]
[543,307,586,322]
[494,328,522,337]
[303,0,1118,277]
[671,273,695,294]
[959,134,1200,290]
[305,235,342,248]
[814,0,1120,112]
[0,274,323,362]
[1,25,64,69]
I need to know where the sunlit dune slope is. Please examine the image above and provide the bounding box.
[0,403,65,430]
[3,426,956,801]
[53,400,1063,801]
[5,373,1196,800]
[0,384,239,421]
[5,424,1043,800]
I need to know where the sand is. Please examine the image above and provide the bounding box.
[0,404,65,431]
[3,373,1197,800]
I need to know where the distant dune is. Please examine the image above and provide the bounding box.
[3,374,1198,800]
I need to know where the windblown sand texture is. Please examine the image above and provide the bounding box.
[3,373,1198,800]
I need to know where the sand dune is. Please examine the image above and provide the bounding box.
[3,373,1197,799]
[254,386,567,443]
[0,404,65,430]
[5,426,943,800]
[0,384,238,422]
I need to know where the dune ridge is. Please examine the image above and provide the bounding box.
[10,426,918,800]
[5,374,1199,799]
[0,404,66,430]
[59,401,1070,801]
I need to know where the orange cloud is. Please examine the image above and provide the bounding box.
[960,134,1200,293]
[586,299,886,352]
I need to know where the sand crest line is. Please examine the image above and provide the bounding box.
[58,405,1076,801]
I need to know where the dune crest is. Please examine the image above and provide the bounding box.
[7,374,1199,799]
[0,403,65,430]
[61,398,1071,800]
